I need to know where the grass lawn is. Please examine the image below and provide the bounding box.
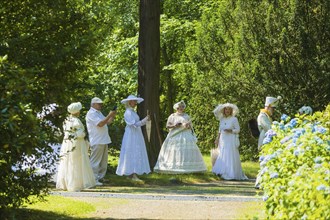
[2,154,264,220]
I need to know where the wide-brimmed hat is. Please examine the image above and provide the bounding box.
[67,102,82,114]
[91,97,103,105]
[121,95,144,104]
[213,103,239,120]
[265,96,281,107]
[173,100,186,110]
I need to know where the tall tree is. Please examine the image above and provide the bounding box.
[138,0,161,167]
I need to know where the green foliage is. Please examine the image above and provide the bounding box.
[0,0,116,208]
[0,57,57,208]
[167,0,329,160]
[259,105,330,219]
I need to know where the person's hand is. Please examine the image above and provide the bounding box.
[224,129,232,133]
[183,122,191,129]
[175,123,182,127]
[109,110,117,117]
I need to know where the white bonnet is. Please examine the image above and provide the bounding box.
[213,103,239,120]
[265,96,282,107]
[298,106,313,115]
[173,100,186,110]
[67,102,82,114]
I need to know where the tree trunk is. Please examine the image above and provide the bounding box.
[138,0,161,168]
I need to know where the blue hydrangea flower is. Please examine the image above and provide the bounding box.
[281,114,289,121]
[265,129,277,137]
[262,195,269,201]
[260,167,268,175]
[263,137,272,145]
[270,172,279,179]
[259,155,265,162]
[280,135,292,144]
[314,156,323,164]
[316,184,326,191]
[289,118,298,127]
[315,126,327,134]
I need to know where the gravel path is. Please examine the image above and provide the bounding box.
[50,191,263,219]
[51,191,261,202]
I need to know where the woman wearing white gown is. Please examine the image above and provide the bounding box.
[154,101,207,174]
[212,103,247,180]
[116,95,151,181]
[56,102,96,191]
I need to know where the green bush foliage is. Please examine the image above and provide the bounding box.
[259,104,330,219]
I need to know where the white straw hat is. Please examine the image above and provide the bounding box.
[173,100,186,110]
[213,103,239,120]
[121,95,144,104]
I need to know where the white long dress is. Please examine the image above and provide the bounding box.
[212,116,247,180]
[154,113,207,174]
[56,116,96,191]
[116,108,151,176]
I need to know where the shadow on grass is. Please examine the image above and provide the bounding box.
[0,208,146,220]
[50,172,258,197]
[48,163,259,198]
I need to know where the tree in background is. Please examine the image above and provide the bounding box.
[138,0,161,167]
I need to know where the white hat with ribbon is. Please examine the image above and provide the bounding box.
[121,95,144,104]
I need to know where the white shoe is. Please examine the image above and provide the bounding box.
[95,181,103,186]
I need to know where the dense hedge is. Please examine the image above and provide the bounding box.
[259,105,330,219]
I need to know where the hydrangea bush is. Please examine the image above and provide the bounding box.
[259,105,330,219]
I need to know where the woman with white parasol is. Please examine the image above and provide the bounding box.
[116,95,151,181]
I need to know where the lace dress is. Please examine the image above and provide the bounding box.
[154,113,207,174]
[212,116,247,180]
[56,116,96,191]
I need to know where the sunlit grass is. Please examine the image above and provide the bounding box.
[26,195,95,217]
[3,154,261,219]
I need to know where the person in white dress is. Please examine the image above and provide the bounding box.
[116,95,151,181]
[212,103,247,180]
[56,102,96,191]
[154,101,207,174]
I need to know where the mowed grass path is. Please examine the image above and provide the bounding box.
[3,155,265,219]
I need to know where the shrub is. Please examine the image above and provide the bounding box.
[258,104,330,219]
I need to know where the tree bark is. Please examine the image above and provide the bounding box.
[138,0,161,168]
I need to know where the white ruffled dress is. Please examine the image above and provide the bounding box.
[154,113,207,174]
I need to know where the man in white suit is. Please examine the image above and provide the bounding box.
[255,96,281,188]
